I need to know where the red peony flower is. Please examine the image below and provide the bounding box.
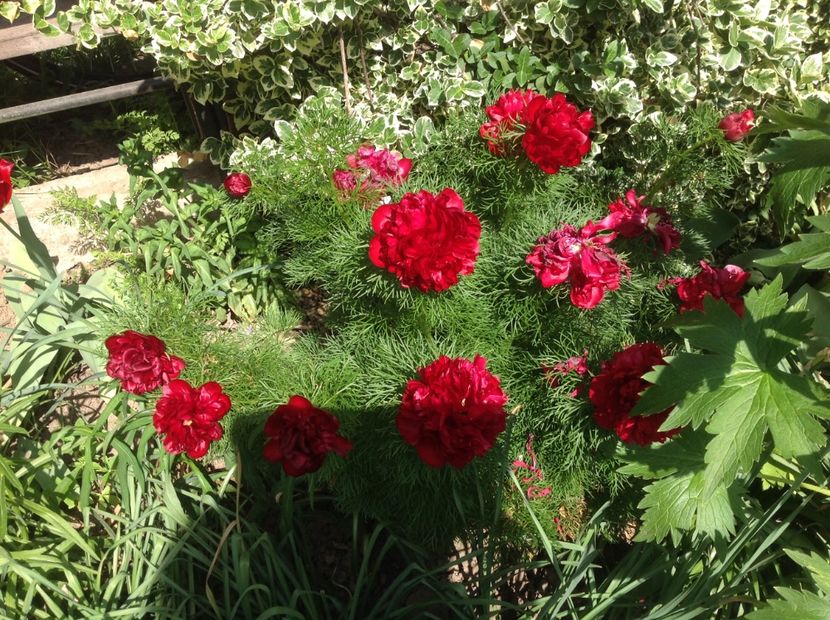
[543,349,590,397]
[105,330,185,394]
[369,188,481,292]
[719,109,755,141]
[526,222,628,309]
[154,380,230,458]
[1,159,14,211]
[332,169,357,192]
[598,190,680,254]
[479,89,542,155]
[521,93,594,174]
[588,343,681,445]
[333,144,412,194]
[397,355,508,468]
[224,172,252,198]
[669,260,749,316]
[263,395,352,477]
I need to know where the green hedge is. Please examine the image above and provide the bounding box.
[9,1,829,160]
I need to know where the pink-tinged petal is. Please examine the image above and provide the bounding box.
[368,237,385,268]
[224,172,252,198]
[398,355,506,468]
[333,169,357,191]
[671,261,748,316]
[719,109,755,141]
[187,440,210,459]
[105,331,186,394]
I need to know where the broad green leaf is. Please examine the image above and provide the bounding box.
[619,428,710,480]
[747,587,830,619]
[430,27,454,56]
[646,49,678,67]
[7,198,56,280]
[0,1,20,21]
[756,216,830,271]
[759,135,830,170]
[634,353,739,429]
[621,431,737,541]
[761,104,830,135]
[413,116,434,145]
[702,374,771,494]
[784,550,830,596]
[534,3,554,24]
[461,80,486,98]
[629,279,830,538]
[744,68,777,94]
[719,47,742,71]
[800,52,824,84]
[640,0,663,12]
[760,117,830,233]
[515,47,536,86]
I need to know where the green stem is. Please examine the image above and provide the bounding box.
[760,471,830,498]
[414,299,440,357]
[647,135,716,198]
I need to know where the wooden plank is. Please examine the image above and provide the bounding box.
[0,77,173,124]
[0,1,110,61]
[0,21,79,59]
[0,0,76,27]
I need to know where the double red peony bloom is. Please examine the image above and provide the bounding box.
[668,260,749,316]
[719,109,755,142]
[480,90,594,174]
[263,395,352,477]
[224,172,252,198]
[0,159,13,211]
[522,94,595,174]
[526,222,628,309]
[105,330,186,394]
[369,188,481,293]
[598,189,681,255]
[479,89,542,155]
[589,343,680,446]
[105,331,229,459]
[333,144,412,194]
[397,355,508,468]
[154,380,231,458]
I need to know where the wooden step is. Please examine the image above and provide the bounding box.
[0,2,109,61]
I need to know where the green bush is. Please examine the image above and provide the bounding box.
[11,1,829,161]
[98,93,760,546]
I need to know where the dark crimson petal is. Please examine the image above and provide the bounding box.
[262,395,351,477]
[105,330,185,394]
[589,343,681,445]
